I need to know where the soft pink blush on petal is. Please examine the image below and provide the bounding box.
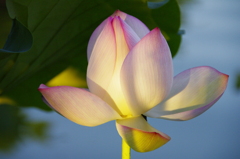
[87,18,109,60]
[119,17,140,49]
[112,10,150,38]
[145,66,228,118]
[159,94,223,121]
[112,10,127,20]
[87,17,117,105]
[111,17,130,70]
[38,84,121,127]
[98,17,138,116]
[120,28,173,116]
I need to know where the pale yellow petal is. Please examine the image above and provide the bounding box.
[116,116,170,152]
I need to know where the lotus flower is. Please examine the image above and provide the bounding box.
[38,10,228,152]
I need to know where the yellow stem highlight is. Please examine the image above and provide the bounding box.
[122,139,131,159]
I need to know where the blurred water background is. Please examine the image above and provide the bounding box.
[0,0,240,158]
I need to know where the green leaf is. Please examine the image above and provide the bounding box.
[148,0,169,9]
[0,19,33,59]
[151,0,181,57]
[0,0,181,110]
[236,73,240,90]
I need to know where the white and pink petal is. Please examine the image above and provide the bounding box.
[87,17,116,98]
[118,17,140,50]
[145,66,229,119]
[38,84,121,127]
[94,16,139,116]
[111,17,131,70]
[112,10,150,39]
[120,28,173,116]
[159,95,223,121]
[87,18,110,60]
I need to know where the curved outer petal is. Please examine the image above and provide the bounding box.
[116,116,170,152]
[38,84,121,127]
[112,10,150,39]
[159,95,223,121]
[87,17,120,112]
[87,18,109,60]
[87,17,116,92]
[145,66,229,120]
[121,28,173,116]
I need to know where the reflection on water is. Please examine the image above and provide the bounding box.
[0,104,48,152]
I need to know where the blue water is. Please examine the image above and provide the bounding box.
[1,0,240,159]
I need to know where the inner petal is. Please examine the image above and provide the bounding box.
[105,17,133,116]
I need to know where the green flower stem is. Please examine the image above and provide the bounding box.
[122,139,131,159]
